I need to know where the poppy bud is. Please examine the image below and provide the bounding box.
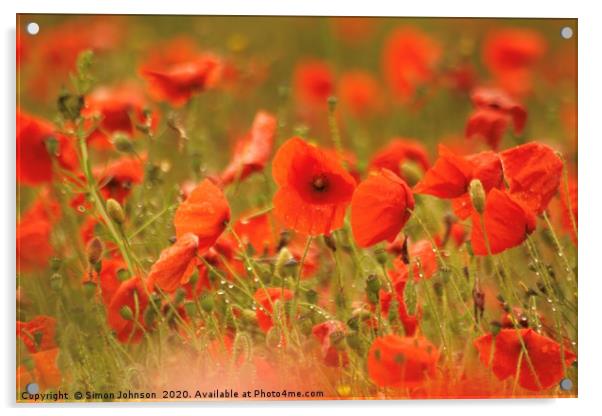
[117,268,130,281]
[106,198,126,224]
[305,288,318,304]
[57,92,84,121]
[86,237,104,265]
[374,248,388,265]
[275,247,296,277]
[50,272,63,291]
[112,133,135,154]
[472,285,485,322]
[469,179,486,214]
[143,306,156,327]
[119,306,134,321]
[173,287,186,305]
[400,161,423,187]
[240,308,257,325]
[366,274,381,294]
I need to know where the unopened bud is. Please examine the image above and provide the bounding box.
[106,198,125,224]
[275,247,295,277]
[469,179,486,214]
[86,237,104,265]
[401,161,423,187]
[200,294,214,313]
[173,287,186,305]
[112,133,135,153]
[374,248,388,265]
[119,306,134,321]
[82,280,97,297]
[240,308,257,325]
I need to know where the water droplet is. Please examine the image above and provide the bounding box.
[227,284,234,289]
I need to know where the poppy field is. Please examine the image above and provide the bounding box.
[16,15,578,401]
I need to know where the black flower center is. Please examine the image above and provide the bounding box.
[311,175,328,192]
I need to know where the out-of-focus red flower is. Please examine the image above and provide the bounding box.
[107,277,149,343]
[483,28,546,96]
[147,233,199,293]
[470,188,536,255]
[82,256,126,306]
[474,328,576,391]
[174,179,231,253]
[253,287,294,332]
[312,320,349,367]
[233,211,277,256]
[82,84,159,150]
[351,169,415,247]
[293,59,334,108]
[17,110,78,186]
[92,156,145,204]
[29,348,62,391]
[17,315,57,353]
[220,111,277,186]
[443,61,478,94]
[139,37,222,107]
[500,142,563,215]
[379,288,421,337]
[23,17,123,101]
[382,27,441,101]
[465,87,527,150]
[338,70,384,119]
[368,138,430,180]
[389,239,439,282]
[367,334,439,388]
[272,138,356,236]
[331,17,376,44]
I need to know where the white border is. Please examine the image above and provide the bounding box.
[3,1,601,415]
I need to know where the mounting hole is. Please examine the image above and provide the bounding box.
[26,22,40,35]
[560,26,573,40]
[559,378,573,391]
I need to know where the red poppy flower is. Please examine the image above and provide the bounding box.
[382,27,441,100]
[474,328,576,391]
[351,169,415,247]
[139,38,222,107]
[367,334,439,388]
[29,348,62,391]
[500,142,563,214]
[389,239,439,282]
[147,233,199,293]
[312,320,349,367]
[82,256,127,306]
[233,211,277,256]
[253,287,294,333]
[272,138,356,236]
[92,156,145,204]
[107,277,149,343]
[322,147,361,183]
[379,289,421,337]
[17,110,78,186]
[368,138,430,180]
[17,315,57,353]
[559,174,577,244]
[470,188,536,255]
[414,145,502,201]
[174,179,231,253]
[466,88,527,150]
[338,70,384,119]
[220,111,277,186]
[82,84,159,150]
[293,59,334,107]
[17,201,56,272]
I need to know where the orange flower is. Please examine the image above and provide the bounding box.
[338,70,383,118]
[17,195,59,272]
[220,111,277,186]
[559,174,577,244]
[351,169,414,247]
[379,289,421,337]
[367,334,439,388]
[147,233,199,293]
[368,138,430,180]
[474,328,576,391]
[17,110,78,186]
[29,348,62,391]
[233,211,277,256]
[253,287,294,333]
[82,84,159,150]
[174,179,231,253]
[382,27,441,100]
[500,142,563,215]
[470,188,536,255]
[389,239,438,282]
[17,315,57,353]
[92,156,145,203]
[107,277,149,343]
[82,256,127,306]
[272,138,356,236]
[312,320,348,367]
[465,107,513,150]
[139,38,222,107]
[293,59,334,107]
